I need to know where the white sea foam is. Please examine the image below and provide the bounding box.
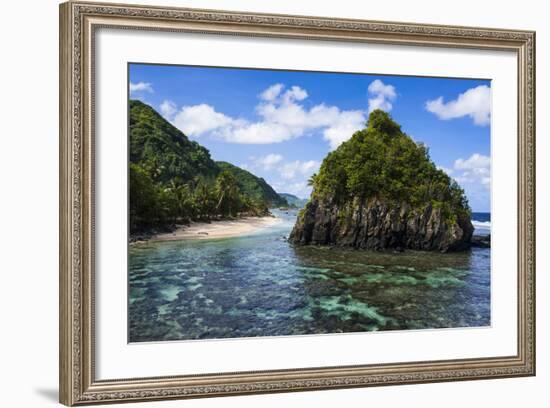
[472,220,491,231]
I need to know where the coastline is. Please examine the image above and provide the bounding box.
[142,216,283,243]
[130,212,489,247]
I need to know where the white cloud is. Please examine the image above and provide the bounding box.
[159,100,177,119]
[272,181,311,199]
[441,152,491,211]
[279,160,320,180]
[279,162,300,179]
[253,154,284,170]
[282,86,308,104]
[437,166,454,175]
[368,79,397,113]
[129,81,154,94]
[243,155,319,199]
[261,84,307,104]
[171,104,237,137]
[452,153,491,190]
[368,79,397,99]
[221,121,296,144]
[162,83,368,148]
[425,85,491,126]
[454,153,491,171]
[255,90,367,149]
[321,109,366,149]
[260,83,284,101]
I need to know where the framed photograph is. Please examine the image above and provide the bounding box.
[59,1,536,405]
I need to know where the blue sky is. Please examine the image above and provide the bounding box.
[129,63,491,212]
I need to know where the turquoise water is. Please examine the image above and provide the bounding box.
[128,209,490,342]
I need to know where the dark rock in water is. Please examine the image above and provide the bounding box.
[289,197,473,253]
[471,234,491,248]
[288,110,474,253]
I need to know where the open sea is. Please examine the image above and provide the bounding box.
[128,210,491,342]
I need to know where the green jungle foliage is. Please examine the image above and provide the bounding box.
[130,100,218,184]
[309,110,471,222]
[216,161,287,207]
[129,100,277,233]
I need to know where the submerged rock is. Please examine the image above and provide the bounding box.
[471,234,491,248]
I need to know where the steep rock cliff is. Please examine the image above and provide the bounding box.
[289,197,473,252]
[289,110,474,252]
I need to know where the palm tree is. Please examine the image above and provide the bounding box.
[307,173,317,187]
[168,181,193,221]
[193,180,213,220]
[215,171,240,217]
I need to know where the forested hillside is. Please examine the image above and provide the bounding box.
[216,161,287,207]
[129,100,283,233]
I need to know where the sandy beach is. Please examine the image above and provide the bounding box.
[151,216,283,241]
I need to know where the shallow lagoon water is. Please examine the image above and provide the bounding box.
[129,210,490,342]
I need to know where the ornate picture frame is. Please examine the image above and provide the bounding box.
[59,1,535,405]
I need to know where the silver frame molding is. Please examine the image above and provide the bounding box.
[59,1,536,405]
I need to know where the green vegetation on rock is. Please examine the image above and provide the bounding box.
[216,161,287,207]
[310,109,470,218]
[290,110,473,252]
[129,100,280,234]
[130,100,218,185]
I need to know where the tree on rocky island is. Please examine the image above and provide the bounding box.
[290,109,474,252]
